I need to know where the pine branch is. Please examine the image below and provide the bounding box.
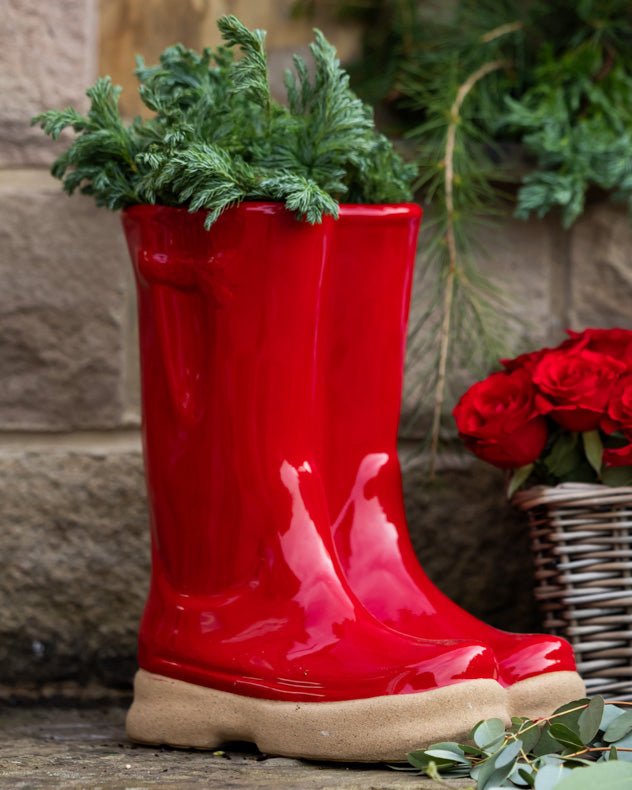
[429,59,512,479]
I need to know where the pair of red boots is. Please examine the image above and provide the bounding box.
[122,202,584,761]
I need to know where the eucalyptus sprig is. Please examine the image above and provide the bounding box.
[395,697,632,790]
[32,15,416,227]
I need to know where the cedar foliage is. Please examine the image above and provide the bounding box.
[32,15,416,227]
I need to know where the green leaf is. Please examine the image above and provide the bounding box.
[544,432,582,479]
[33,16,415,226]
[534,761,574,789]
[518,764,536,787]
[549,722,585,751]
[472,717,506,750]
[601,466,632,487]
[406,747,465,771]
[600,704,626,732]
[476,739,523,790]
[604,711,632,743]
[582,430,604,476]
[511,720,542,756]
[554,760,632,789]
[533,724,565,758]
[578,696,604,744]
[508,463,534,498]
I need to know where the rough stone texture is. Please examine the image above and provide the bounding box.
[401,446,541,635]
[0,170,132,430]
[0,0,97,166]
[0,703,473,789]
[0,444,149,688]
[568,202,632,331]
[402,211,558,436]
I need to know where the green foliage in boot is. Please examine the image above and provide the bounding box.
[32,15,416,227]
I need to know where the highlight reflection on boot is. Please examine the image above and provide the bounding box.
[330,452,440,619]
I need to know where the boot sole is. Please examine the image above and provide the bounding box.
[126,669,509,762]
[506,671,586,719]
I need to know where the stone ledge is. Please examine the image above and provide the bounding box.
[0,447,148,688]
[0,704,473,789]
[0,429,142,456]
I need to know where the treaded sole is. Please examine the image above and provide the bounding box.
[506,671,586,719]
[126,669,509,762]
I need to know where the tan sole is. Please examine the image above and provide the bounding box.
[506,671,587,720]
[126,669,509,762]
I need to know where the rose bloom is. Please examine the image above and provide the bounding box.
[603,444,632,467]
[600,375,632,467]
[532,347,627,432]
[602,375,632,435]
[500,348,550,374]
[564,328,632,371]
[453,370,549,469]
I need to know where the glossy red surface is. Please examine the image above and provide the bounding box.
[317,208,578,687]
[122,202,500,702]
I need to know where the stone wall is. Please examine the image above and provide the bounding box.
[3,0,632,692]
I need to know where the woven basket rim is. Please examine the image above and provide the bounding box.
[512,482,632,510]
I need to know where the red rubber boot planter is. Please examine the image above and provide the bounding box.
[316,205,585,720]
[121,203,507,762]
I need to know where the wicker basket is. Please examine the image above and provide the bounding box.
[513,482,632,700]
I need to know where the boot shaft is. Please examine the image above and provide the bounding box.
[123,203,335,594]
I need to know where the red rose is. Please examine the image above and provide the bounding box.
[603,444,632,467]
[564,328,632,370]
[500,348,550,374]
[602,375,632,434]
[532,348,627,432]
[453,370,549,469]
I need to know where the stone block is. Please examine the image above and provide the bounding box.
[400,445,541,634]
[0,0,97,166]
[0,170,132,430]
[0,443,148,688]
[568,202,632,331]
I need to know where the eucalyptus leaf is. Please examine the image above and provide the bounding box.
[605,730,632,761]
[533,761,573,790]
[473,717,507,750]
[424,747,469,764]
[476,740,523,790]
[554,759,632,789]
[600,704,626,732]
[514,722,543,755]
[533,723,565,758]
[518,765,536,787]
[549,722,585,751]
[578,695,604,744]
[604,711,632,743]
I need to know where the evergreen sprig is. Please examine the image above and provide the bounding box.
[321,0,632,473]
[31,15,415,226]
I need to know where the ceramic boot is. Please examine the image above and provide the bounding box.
[121,203,508,762]
[315,204,586,719]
